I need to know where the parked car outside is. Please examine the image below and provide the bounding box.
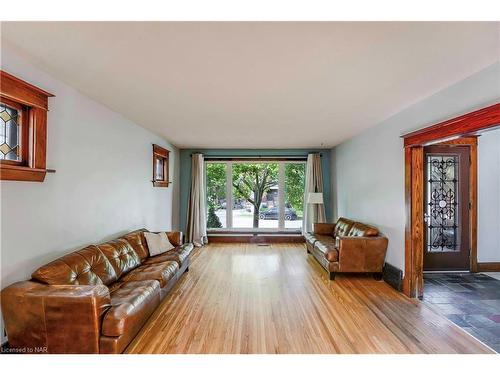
[232,200,246,209]
[259,206,298,221]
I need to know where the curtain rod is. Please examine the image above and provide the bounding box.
[191,154,322,159]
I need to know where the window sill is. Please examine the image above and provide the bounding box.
[207,232,305,244]
[152,180,171,187]
[0,164,55,182]
[207,229,302,235]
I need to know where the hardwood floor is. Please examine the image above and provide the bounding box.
[126,243,493,354]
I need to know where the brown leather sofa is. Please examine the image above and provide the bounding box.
[305,218,388,280]
[0,229,194,354]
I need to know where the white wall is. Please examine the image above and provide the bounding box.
[0,45,180,341]
[477,127,500,262]
[331,63,500,271]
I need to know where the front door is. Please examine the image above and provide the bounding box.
[423,145,470,271]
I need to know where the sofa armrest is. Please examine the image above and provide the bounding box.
[1,281,111,353]
[337,236,388,272]
[313,223,335,235]
[166,231,184,246]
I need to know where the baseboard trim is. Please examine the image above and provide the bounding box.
[477,262,500,272]
[208,234,305,244]
[383,262,403,292]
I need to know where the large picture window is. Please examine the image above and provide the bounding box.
[205,160,305,232]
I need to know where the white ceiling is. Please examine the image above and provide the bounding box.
[1,22,499,148]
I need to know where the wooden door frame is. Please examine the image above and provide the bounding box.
[401,103,500,298]
[423,140,475,271]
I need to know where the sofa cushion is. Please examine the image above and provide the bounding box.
[314,235,336,246]
[119,229,150,260]
[32,245,117,286]
[348,222,379,237]
[334,217,355,237]
[304,232,318,246]
[120,261,178,288]
[143,243,194,267]
[98,239,141,279]
[102,280,160,337]
[313,235,336,253]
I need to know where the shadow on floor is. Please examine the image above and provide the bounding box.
[423,273,500,353]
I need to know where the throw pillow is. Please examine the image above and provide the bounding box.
[144,232,175,257]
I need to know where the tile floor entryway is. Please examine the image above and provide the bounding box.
[483,272,500,281]
[423,273,500,353]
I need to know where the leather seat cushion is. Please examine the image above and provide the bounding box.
[304,232,318,246]
[334,217,355,237]
[313,235,336,250]
[347,222,379,237]
[120,261,178,288]
[314,235,337,255]
[143,243,194,267]
[102,280,160,337]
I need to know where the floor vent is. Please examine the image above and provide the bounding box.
[257,244,270,247]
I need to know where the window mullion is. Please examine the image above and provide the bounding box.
[226,161,233,228]
[278,162,285,230]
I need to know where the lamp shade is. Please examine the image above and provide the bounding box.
[307,192,324,204]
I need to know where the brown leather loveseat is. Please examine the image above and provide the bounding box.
[305,218,388,280]
[1,229,193,354]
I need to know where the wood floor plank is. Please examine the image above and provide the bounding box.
[125,243,493,354]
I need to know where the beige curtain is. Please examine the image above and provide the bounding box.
[186,153,207,246]
[303,153,326,234]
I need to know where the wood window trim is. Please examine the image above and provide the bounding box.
[152,144,170,187]
[402,103,499,298]
[0,70,54,182]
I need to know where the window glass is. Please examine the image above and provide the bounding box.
[258,180,279,229]
[206,160,305,231]
[284,163,305,229]
[206,163,227,229]
[154,157,164,180]
[232,163,279,229]
[0,103,20,161]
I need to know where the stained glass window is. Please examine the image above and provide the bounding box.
[426,155,460,253]
[0,102,20,161]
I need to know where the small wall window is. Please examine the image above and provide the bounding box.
[152,144,170,187]
[0,70,54,182]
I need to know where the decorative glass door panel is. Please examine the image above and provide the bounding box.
[426,155,459,252]
[423,146,470,271]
